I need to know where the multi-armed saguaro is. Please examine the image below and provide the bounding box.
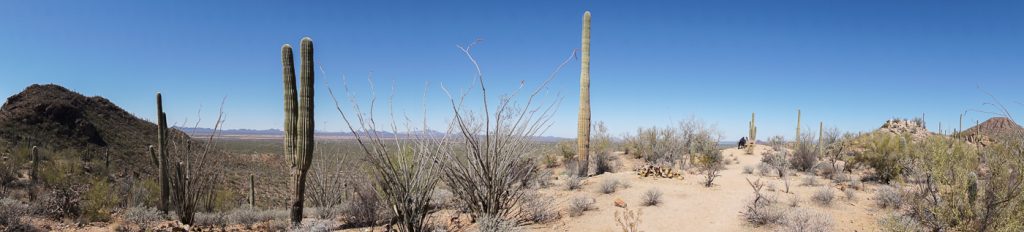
[576,11,592,177]
[155,93,170,214]
[282,37,315,226]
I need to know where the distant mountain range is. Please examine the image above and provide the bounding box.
[176,126,567,142]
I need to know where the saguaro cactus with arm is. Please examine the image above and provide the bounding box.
[156,93,170,214]
[283,37,315,226]
[577,11,592,177]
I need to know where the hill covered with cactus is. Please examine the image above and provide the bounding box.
[0,84,174,174]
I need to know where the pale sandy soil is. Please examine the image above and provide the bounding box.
[523,146,889,232]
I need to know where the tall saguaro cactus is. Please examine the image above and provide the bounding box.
[576,11,592,177]
[818,121,824,154]
[249,174,256,208]
[156,93,170,214]
[796,109,801,146]
[749,112,757,145]
[30,146,39,184]
[283,37,315,226]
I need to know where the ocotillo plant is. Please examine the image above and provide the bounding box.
[577,11,592,177]
[282,37,315,226]
[156,92,170,214]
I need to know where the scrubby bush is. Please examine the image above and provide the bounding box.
[225,207,259,228]
[742,165,754,174]
[614,208,642,232]
[812,187,835,206]
[37,182,82,220]
[875,185,903,209]
[565,175,583,191]
[743,178,784,226]
[641,188,663,206]
[192,212,227,229]
[782,209,833,232]
[600,179,619,194]
[519,192,558,224]
[82,178,119,222]
[801,175,820,187]
[0,198,35,232]
[790,133,819,172]
[119,207,163,231]
[788,195,801,208]
[844,189,857,201]
[477,214,519,232]
[850,132,908,184]
[594,151,616,175]
[342,183,381,227]
[695,140,724,187]
[556,140,576,165]
[878,214,924,232]
[568,195,595,217]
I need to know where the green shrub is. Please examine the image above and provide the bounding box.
[850,132,908,184]
[82,178,118,222]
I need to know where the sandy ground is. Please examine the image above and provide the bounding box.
[523,146,888,232]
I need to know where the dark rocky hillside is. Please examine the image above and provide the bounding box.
[958,117,1024,146]
[0,84,177,174]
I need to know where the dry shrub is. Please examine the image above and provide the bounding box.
[0,198,36,232]
[476,215,519,232]
[119,207,163,230]
[875,185,903,209]
[878,214,924,232]
[600,179,620,194]
[342,183,381,228]
[614,208,642,232]
[742,165,754,174]
[568,195,595,217]
[519,192,558,224]
[743,178,784,226]
[640,188,663,206]
[812,187,835,206]
[565,175,583,191]
[790,133,819,172]
[782,209,834,232]
[594,151,616,175]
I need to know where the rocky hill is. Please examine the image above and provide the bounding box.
[0,84,171,174]
[957,117,1024,146]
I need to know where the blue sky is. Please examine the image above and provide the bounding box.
[2,0,1022,139]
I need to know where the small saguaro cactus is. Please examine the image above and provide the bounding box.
[576,11,592,177]
[749,112,757,145]
[818,121,824,154]
[249,174,256,208]
[282,37,315,226]
[156,92,170,214]
[30,146,39,184]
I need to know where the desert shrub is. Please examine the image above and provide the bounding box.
[542,153,558,168]
[594,151,615,175]
[641,188,663,206]
[225,207,259,227]
[119,207,162,230]
[0,198,35,232]
[614,208,642,232]
[695,139,724,187]
[844,189,857,201]
[81,178,119,222]
[619,180,632,189]
[790,133,819,172]
[477,214,519,232]
[878,214,924,232]
[757,162,773,176]
[294,219,335,232]
[599,179,620,194]
[118,175,158,208]
[529,169,554,189]
[788,195,801,208]
[743,178,784,226]
[263,219,290,231]
[519,192,558,224]
[36,182,82,220]
[307,140,355,213]
[313,206,341,221]
[875,185,903,209]
[782,209,834,232]
[850,132,908,184]
[192,212,227,229]
[816,163,835,179]
[767,136,786,151]
[833,173,851,183]
[557,140,576,164]
[565,175,583,191]
[742,165,754,174]
[812,187,835,206]
[801,175,820,187]
[342,183,381,227]
[568,195,595,217]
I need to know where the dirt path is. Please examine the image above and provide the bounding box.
[525,146,887,232]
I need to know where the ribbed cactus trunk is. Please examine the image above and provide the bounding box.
[749,112,757,145]
[576,11,592,177]
[283,37,315,226]
[818,121,824,154]
[796,109,801,146]
[156,93,170,214]
[30,146,39,184]
[249,174,256,208]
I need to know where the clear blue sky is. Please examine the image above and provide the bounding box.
[2,0,1022,139]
